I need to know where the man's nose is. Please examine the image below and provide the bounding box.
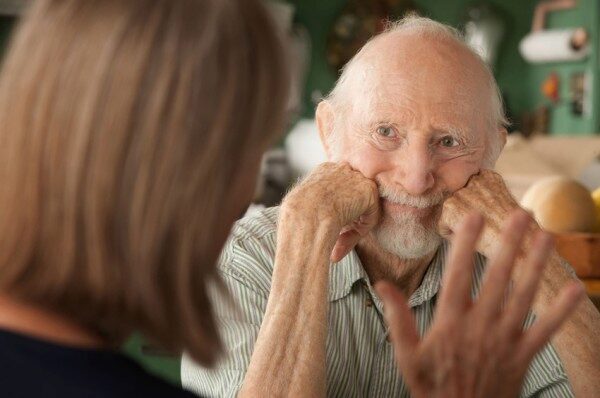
[391,142,435,196]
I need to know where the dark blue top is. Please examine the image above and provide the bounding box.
[0,328,198,397]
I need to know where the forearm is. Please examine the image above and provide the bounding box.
[534,252,600,396]
[239,211,338,397]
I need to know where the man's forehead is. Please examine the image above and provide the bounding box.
[360,63,483,105]
[361,75,478,107]
[351,82,482,126]
[347,69,489,131]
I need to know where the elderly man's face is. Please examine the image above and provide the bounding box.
[321,34,492,258]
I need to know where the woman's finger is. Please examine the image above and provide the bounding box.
[501,230,553,333]
[475,210,531,324]
[436,212,484,319]
[520,281,585,361]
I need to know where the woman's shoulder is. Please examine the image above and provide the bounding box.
[0,328,199,397]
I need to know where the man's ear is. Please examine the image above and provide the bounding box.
[315,100,335,158]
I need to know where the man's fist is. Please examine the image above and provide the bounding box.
[438,170,531,257]
[281,162,380,262]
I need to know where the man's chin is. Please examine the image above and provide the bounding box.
[372,215,442,260]
[382,203,442,226]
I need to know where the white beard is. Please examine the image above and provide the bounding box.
[373,211,442,259]
[373,185,446,259]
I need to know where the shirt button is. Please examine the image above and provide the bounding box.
[365,297,373,307]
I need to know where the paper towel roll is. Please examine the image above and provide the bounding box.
[519,29,588,63]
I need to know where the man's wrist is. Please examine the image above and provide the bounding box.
[275,202,341,273]
[279,199,341,237]
[533,251,580,313]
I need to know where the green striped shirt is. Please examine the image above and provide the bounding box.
[182,207,573,397]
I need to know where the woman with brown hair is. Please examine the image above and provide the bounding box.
[0,0,289,396]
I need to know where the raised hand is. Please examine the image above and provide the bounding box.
[376,210,585,398]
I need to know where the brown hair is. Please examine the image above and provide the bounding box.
[0,0,289,365]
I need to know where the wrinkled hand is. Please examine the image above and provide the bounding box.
[281,162,380,262]
[439,169,528,257]
[377,210,584,398]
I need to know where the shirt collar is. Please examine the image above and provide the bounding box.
[329,249,368,302]
[328,240,450,307]
[407,240,448,307]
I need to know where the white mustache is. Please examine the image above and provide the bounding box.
[379,186,445,209]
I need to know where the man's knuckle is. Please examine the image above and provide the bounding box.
[366,179,378,192]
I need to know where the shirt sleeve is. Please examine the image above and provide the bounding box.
[520,258,578,398]
[181,229,273,398]
[519,312,575,398]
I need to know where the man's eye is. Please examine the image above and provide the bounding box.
[376,126,396,138]
[440,136,459,147]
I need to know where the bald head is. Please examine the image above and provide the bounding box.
[324,16,507,167]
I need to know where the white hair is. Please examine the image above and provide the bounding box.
[374,182,447,259]
[326,15,508,167]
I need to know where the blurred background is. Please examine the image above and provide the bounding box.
[285,0,598,135]
[1,0,598,389]
[245,0,600,210]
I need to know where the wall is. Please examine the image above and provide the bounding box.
[288,0,600,135]
[525,0,600,135]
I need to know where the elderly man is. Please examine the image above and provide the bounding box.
[183,17,600,397]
